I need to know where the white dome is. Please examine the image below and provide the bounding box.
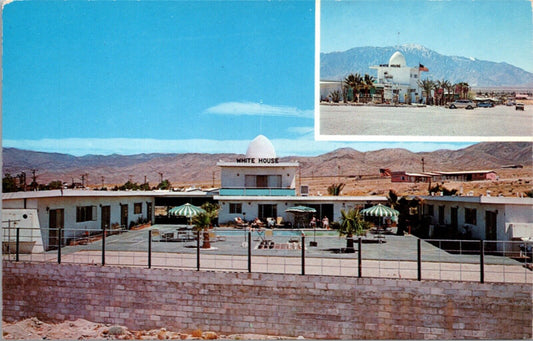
[245,135,276,159]
[389,51,406,67]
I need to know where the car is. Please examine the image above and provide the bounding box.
[477,101,494,108]
[516,103,525,111]
[449,99,475,109]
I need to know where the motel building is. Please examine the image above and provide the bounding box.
[391,170,499,183]
[214,135,386,226]
[2,135,531,253]
[2,191,156,251]
[370,51,428,104]
[421,195,533,253]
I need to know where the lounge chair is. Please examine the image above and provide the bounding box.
[234,217,248,228]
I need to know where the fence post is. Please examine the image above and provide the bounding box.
[480,240,485,283]
[102,226,106,266]
[58,228,62,264]
[196,229,200,271]
[15,228,20,262]
[358,237,362,278]
[301,235,305,275]
[417,238,421,281]
[248,231,252,273]
[148,230,152,269]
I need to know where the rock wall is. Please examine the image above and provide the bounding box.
[3,261,532,339]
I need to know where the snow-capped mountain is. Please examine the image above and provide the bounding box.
[320,45,533,87]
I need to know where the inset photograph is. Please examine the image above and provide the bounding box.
[318,0,533,141]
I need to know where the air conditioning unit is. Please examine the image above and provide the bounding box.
[300,185,309,196]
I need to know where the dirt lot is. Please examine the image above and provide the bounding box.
[2,317,301,340]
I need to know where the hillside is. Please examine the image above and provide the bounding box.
[320,45,533,87]
[3,142,531,189]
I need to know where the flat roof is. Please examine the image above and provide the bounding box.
[217,161,299,167]
[421,195,533,205]
[2,189,216,200]
[214,195,387,202]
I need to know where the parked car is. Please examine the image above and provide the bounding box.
[516,103,525,111]
[449,100,475,109]
[477,101,494,108]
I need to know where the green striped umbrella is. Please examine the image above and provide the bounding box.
[360,204,399,217]
[169,203,206,226]
[285,206,317,213]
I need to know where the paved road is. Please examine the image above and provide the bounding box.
[319,104,533,139]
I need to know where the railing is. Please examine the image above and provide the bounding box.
[219,188,296,196]
[2,227,532,284]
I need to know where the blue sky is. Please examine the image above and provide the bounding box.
[321,0,533,73]
[1,0,489,157]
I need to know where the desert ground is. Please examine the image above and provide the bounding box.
[169,166,533,198]
[1,318,300,340]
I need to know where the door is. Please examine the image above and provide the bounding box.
[485,211,498,252]
[146,202,152,223]
[48,209,64,251]
[451,207,458,231]
[120,204,128,228]
[101,205,111,230]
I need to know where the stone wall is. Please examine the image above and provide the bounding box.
[3,261,532,339]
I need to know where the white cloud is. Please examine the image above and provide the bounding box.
[286,126,315,137]
[3,137,473,157]
[204,101,314,118]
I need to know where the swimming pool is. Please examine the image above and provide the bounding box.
[214,229,338,237]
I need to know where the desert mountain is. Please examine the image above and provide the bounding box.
[320,44,533,87]
[2,142,531,187]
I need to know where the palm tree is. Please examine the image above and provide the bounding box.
[329,90,341,103]
[387,189,399,209]
[418,79,434,105]
[338,208,371,253]
[192,202,219,249]
[362,74,375,102]
[433,80,442,106]
[343,73,363,102]
[455,82,470,99]
[440,79,452,105]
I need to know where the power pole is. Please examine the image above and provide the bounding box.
[421,158,425,172]
[158,172,163,184]
[101,176,105,189]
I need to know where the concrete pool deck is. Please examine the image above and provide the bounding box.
[8,224,531,283]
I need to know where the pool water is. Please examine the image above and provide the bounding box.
[214,229,338,237]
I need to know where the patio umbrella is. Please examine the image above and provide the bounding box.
[285,206,316,229]
[360,204,399,229]
[360,204,399,217]
[168,203,206,226]
[285,206,317,213]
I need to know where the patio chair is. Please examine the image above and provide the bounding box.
[275,217,284,228]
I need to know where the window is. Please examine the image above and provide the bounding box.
[76,206,96,222]
[465,208,477,225]
[134,203,142,214]
[244,175,282,188]
[258,204,277,220]
[229,203,242,214]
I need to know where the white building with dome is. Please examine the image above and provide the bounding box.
[215,135,386,225]
[370,51,428,104]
